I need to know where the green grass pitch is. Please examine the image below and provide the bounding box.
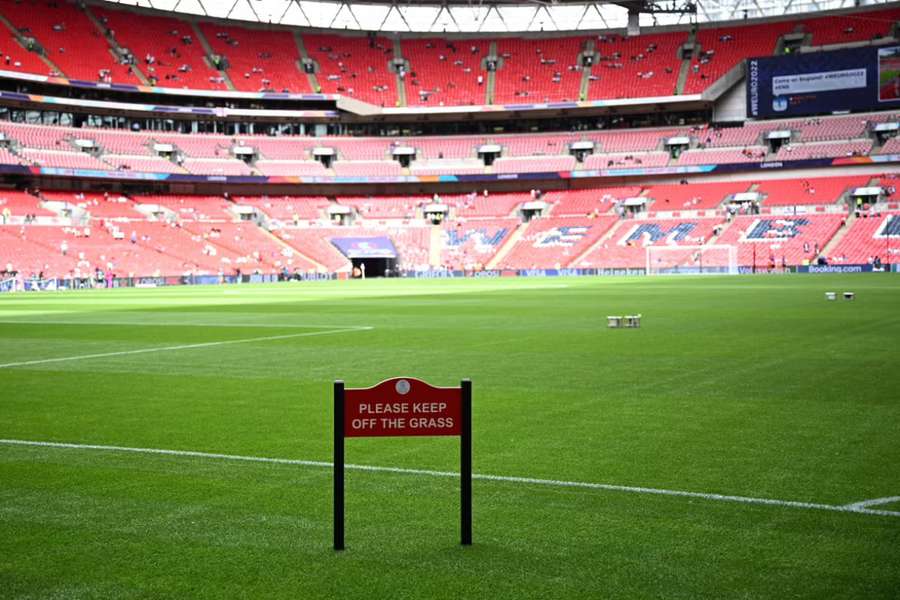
[1,275,898,598]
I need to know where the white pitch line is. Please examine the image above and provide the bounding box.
[844,496,900,511]
[0,326,372,369]
[0,319,370,330]
[0,439,897,518]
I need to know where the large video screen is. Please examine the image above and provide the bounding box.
[747,45,900,118]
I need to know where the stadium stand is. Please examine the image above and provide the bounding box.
[0,0,140,84]
[337,196,422,219]
[773,139,873,160]
[644,182,752,211]
[497,216,619,269]
[756,175,870,206]
[304,33,397,105]
[826,212,900,264]
[254,160,328,177]
[584,152,670,169]
[440,218,519,270]
[493,155,577,173]
[103,155,186,174]
[447,192,530,218]
[576,217,724,268]
[0,190,55,217]
[198,22,310,93]
[545,187,641,216]
[94,5,227,89]
[402,38,489,107]
[131,195,235,222]
[332,160,403,177]
[676,146,768,165]
[231,196,331,222]
[0,3,55,76]
[493,37,585,104]
[181,157,255,176]
[0,3,894,106]
[716,214,846,266]
[274,227,353,272]
[588,31,685,99]
[19,149,109,170]
[39,191,141,219]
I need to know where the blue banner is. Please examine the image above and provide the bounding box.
[331,236,398,259]
[747,45,900,118]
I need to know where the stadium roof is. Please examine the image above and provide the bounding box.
[95,0,898,32]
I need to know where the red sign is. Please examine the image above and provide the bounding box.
[344,377,462,437]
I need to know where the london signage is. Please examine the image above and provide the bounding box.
[333,377,472,551]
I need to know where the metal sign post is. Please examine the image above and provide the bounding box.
[333,377,472,551]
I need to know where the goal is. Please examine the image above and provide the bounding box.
[646,245,738,275]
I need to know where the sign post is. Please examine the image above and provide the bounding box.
[333,377,472,551]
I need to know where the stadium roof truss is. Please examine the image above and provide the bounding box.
[95,0,898,32]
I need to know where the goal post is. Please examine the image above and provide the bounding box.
[646,244,738,275]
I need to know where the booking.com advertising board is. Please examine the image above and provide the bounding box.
[747,45,900,118]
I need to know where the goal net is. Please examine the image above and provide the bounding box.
[646,245,738,275]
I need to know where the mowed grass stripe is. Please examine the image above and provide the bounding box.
[0,326,373,369]
[2,438,899,518]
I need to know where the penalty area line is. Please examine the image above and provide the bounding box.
[0,438,897,518]
[0,326,373,369]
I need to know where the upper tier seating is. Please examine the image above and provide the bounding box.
[95,6,227,90]
[304,33,397,106]
[20,149,109,170]
[588,31,685,99]
[0,1,54,75]
[801,7,900,46]
[0,147,23,165]
[198,22,310,93]
[494,37,585,104]
[332,160,403,177]
[493,155,577,173]
[410,160,485,176]
[181,157,255,176]
[254,160,328,177]
[0,3,894,105]
[83,129,155,155]
[152,134,233,158]
[685,21,792,94]
[402,38,488,106]
[0,121,74,150]
[0,0,139,84]
[104,155,186,174]
[584,152,670,169]
[774,139,873,160]
[676,147,768,165]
